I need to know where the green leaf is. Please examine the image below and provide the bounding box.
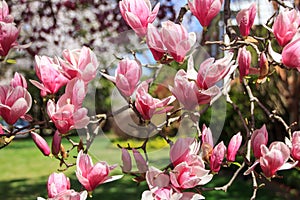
[6,59,17,64]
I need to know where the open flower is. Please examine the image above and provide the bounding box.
[170,70,200,111]
[273,9,300,47]
[260,142,295,178]
[102,58,141,97]
[31,55,69,96]
[236,3,256,37]
[282,37,300,72]
[291,131,300,166]
[0,0,14,23]
[170,162,213,189]
[60,46,98,83]
[135,81,174,120]
[47,172,70,198]
[47,98,89,135]
[0,85,32,125]
[196,52,236,90]
[76,151,122,192]
[170,137,201,167]
[0,22,19,57]
[161,21,195,63]
[188,0,224,28]
[119,0,160,37]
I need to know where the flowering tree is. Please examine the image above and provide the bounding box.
[0,0,300,199]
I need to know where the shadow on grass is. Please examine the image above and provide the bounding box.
[0,175,148,200]
[1,172,299,200]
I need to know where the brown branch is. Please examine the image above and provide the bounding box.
[226,94,250,137]
[175,4,189,24]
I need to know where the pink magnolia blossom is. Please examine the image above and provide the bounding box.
[170,162,213,189]
[60,46,98,83]
[132,148,148,173]
[10,72,27,89]
[210,141,226,173]
[0,124,3,135]
[173,64,221,110]
[121,148,132,173]
[160,21,195,63]
[200,124,214,162]
[170,137,201,167]
[146,166,170,192]
[47,98,89,135]
[227,132,242,162]
[237,46,251,81]
[282,37,300,72]
[102,58,141,97]
[273,9,300,47]
[188,0,224,28]
[135,81,174,120]
[260,142,294,178]
[31,132,50,156]
[146,23,165,61]
[47,172,70,198]
[76,150,122,192]
[0,0,14,23]
[169,70,200,111]
[119,0,160,37]
[251,124,268,159]
[57,78,87,110]
[31,55,69,96]
[196,52,236,90]
[0,22,19,57]
[291,131,300,165]
[0,85,32,125]
[236,3,256,37]
[201,124,214,147]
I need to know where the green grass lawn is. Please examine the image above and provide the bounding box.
[0,134,299,199]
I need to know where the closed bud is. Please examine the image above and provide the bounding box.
[121,148,132,173]
[31,132,50,156]
[227,132,242,162]
[210,141,226,173]
[251,124,268,158]
[51,130,61,156]
[132,148,148,173]
[236,3,256,37]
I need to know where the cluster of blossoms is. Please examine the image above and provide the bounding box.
[0,0,19,57]
[245,125,299,178]
[0,0,300,199]
[118,125,243,200]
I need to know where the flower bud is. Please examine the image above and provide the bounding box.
[132,148,148,173]
[121,148,132,173]
[236,3,256,37]
[210,141,226,173]
[227,132,242,162]
[237,46,251,81]
[51,130,61,156]
[251,124,268,158]
[31,132,50,156]
[10,72,27,89]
